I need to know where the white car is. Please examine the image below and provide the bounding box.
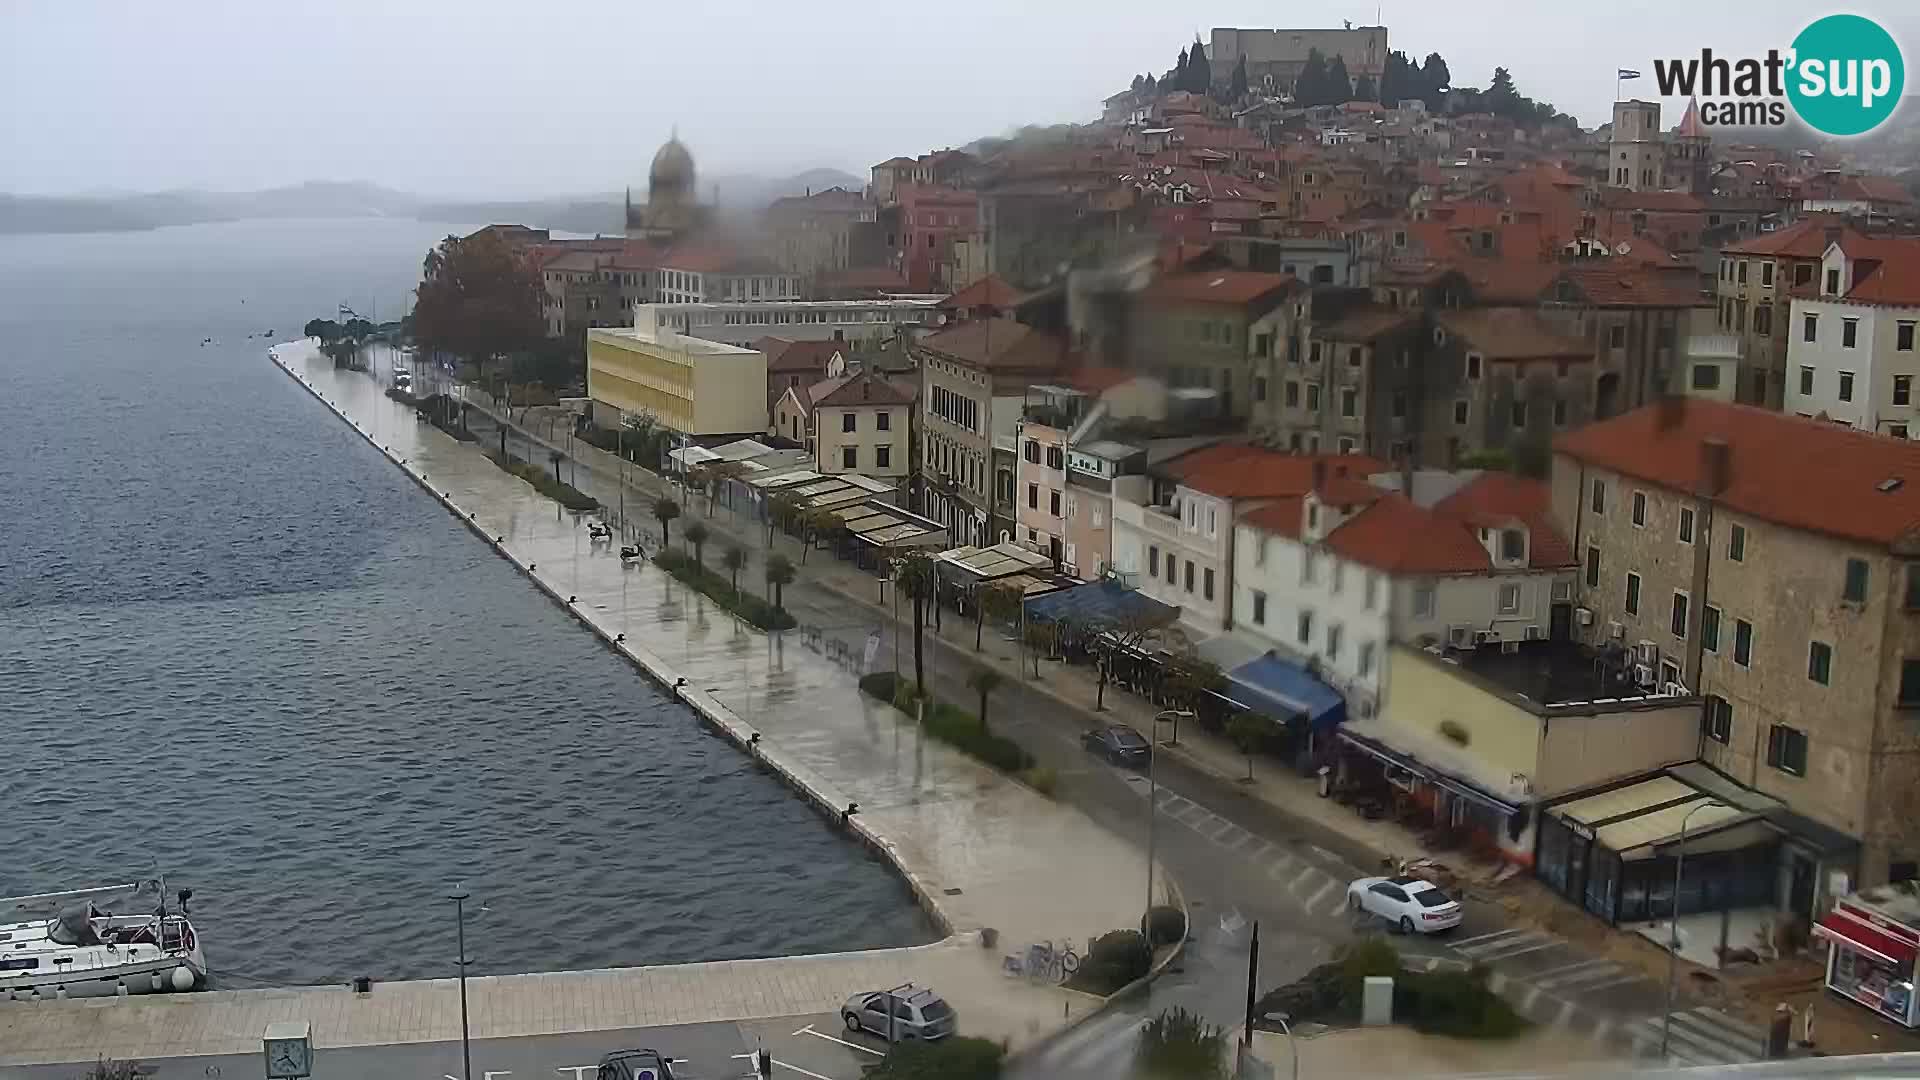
[1347,874,1463,934]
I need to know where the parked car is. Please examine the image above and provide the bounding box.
[1346,874,1463,934]
[596,1048,678,1080]
[1081,724,1151,767]
[842,983,956,1041]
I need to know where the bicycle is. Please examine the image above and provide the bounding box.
[1024,940,1081,982]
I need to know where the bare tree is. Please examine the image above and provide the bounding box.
[975,583,1021,652]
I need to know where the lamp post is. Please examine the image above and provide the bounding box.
[1661,800,1727,1060]
[450,884,474,1080]
[1146,709,1194,919]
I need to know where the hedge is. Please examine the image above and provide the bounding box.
[653,549,797,631]
[1066,929,1151,996]
[1252,938,1528,1039]
[856,672,1036,778]
[484,450,597,511]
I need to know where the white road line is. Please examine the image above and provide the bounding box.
[1451,928,1532,949]
[1546,964,1632,991]
[1589,1016,1615,1044]
[1266,850,1295,873]
[1205,818,1239,841]
[1039,1012,1141,1066]
[1172,803,1210,825]
[791,1024,884,1055]
[1519,985,1543,1015]
[1553,998,1578,1028]
[1251,839,1275,861]
[1574,970,1647,993]
[1305,877,1338,914]
[1225,829,1256,851]
[1286,865,1322,895]
[1455,931,1558,959]
[1466,936,1564,962]
[770,1059,840,1080]
[1531,959,1617,988]
[1488,971,1509,994]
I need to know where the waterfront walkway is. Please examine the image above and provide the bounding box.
[0,343,1156,1067]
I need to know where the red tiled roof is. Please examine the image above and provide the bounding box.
[1723,215,1862,258]
[812,370,915,408]
[1456,258,1562,304]
[1241,496,1306,538]
[1144,270,1297,307]
[1553,265,1705,308]
[918,317,1075,374]
[1062,366,1138,393]
[1436,308,1590,360]
[1598,189,1705,213]
[1322,495,1497,574]
[765,339,843,373]
[1318,307,1417,343]
[1554,399,1920,547]
[1435,472,1577,568]
[939,274,1023,310]
[1166,447,1391,500]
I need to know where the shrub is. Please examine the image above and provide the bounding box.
[858,671,899,701]
[862,1035,1003,1079]
[923,702,1032,773]
[653,549,797,631]
[1137,1007,1225,1079]
[1396,966,1527,1039]
[1338,937,1401,983]
[1020,765,1058,796]
[78,1061,143,1080]
[484,449,596,511]
[1145,904,1187,946]
[1068,928,1151,994]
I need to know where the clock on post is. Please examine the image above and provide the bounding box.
[262,1020,313,1079]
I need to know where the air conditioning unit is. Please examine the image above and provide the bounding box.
[1663,681,1688,696]
[1606,620,1625,639]
[1634,640,1659,666]
[1631,663,1654,686]
[1501,640,1521,655]
[1525,625,1545,641]
[1447,626,1471,647]
[1574,606,1594,627]
[1475,629,1498,645]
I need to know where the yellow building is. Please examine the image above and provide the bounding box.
[586,324,767,436]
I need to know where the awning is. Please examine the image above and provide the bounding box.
[1224,654,1345,732]
[1336,724,1523,815]
[1023,579,1177,628]
[1816,910,1918,967]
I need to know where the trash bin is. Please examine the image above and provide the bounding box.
[980,927,998,950]
[1318,765,1333,798]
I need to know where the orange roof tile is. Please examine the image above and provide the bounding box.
[1844,240,1920,306]
[1165,447,1390,500]
[1553,265,1705,308]
[813,370,915,408]
[1456,258,1561,304]
[1144,270,1297,307]
[1434,472,1577,568]
[1554,399,1920,548]
[939,274,1023,310]
[1241,496,1307,538]
[1322,495,1497,574]
[1436,308,1590,360]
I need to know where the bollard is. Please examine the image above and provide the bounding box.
[1767,1003,1792,1058]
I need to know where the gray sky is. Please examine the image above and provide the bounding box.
[2,0,1914,198]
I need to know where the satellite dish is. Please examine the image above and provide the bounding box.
[1615,241,1632,255]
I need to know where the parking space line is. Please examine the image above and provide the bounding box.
[1251,839,1275,861]
[1531,959,1617,988]
[1286,865,1323,895]
[1172,803,1210,825]
[1205,818,1239,841]
[1575,970,1647,993]
[772,1060,840,1080]
[1266,850,1295,873]
[1224,829,1256,851]
[1488,971,1509,994]
[1588,1016,1614,1044]
[1519,985,1543,1015]
[1305,878,1337,913]
[1452,928,1531,950]
[1467,937,1563,962]
[791,1024,884,1056]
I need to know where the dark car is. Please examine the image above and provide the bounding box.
[597,1049,678,1080]
[1082,724,1151,766]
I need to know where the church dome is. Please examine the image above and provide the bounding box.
[649,135,695,203]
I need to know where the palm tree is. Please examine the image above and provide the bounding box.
[722,545,749,595]
[764,554,796,611]
[548,448,565,484]
[976,583,1019,652]
[685,521,710,567]
[1227,713,1274,781]
[652,497,680,548]
[967,668,1004,735]
[896,551,936,691]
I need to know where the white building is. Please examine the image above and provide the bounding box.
[635,299,944,347]
[1231,470,1577,714]
[1785,237,1920,438]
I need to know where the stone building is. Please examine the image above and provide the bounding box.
[1208,26,1388,95]
[626,133,712,244]
[1715,216,1870,409]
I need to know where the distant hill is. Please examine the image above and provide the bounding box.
[0,169,866,236]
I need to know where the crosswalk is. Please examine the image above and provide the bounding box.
[1449,928,1649,994]
[1025,1011,1144,1077]
[1626,1006,1768,1066]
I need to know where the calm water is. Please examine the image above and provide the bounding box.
[0,219,930,987]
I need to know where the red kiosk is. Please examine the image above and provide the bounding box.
[1813,882,1919,1028]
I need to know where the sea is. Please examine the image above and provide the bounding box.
[0,218,931,987]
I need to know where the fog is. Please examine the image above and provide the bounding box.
[3,0,1913,198]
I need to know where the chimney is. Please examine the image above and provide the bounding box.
[1311,459,1328,493]
[1824,226,1842,248]
[1697,437,1731,497]
[1654,391,1686,432]
[1399,450,1414,498]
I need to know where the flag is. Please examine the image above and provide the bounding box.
[1618,68,1643,80]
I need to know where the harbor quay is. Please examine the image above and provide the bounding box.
[0,340,1169,1069]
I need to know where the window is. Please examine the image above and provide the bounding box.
[1046,446,1063,470]
[1704,696,1733,744]
[1184,561,1194,593]
[1285,381,1300,407]
[1027,483,1038,509]
[1728,524,1746,561]
[1255,376,1268,402]
[1692,364,1721,391]
[842,446,858,468]
[1510,401,1526,429]
[1625,572,1641,615]
[1553,399,1568,426]
[1166,552,1176,584]
[876,412,890,431]
[1149,546,1159,576]
[1608,325,1626,349]
[1391,392,1407,419]
[1632,491,1647,527]
[1326,623,1342,660]
[1799,366,1815,397]
[1049,490,1061,517]
[1413,585,1436,618]
[1734,618,1754,666]
[1297,610,1314,645]
[1678,507,1695,544]
[1454,400,1469,425]
[1766,724,1808,776]
[1670,591,1690,638]
[876,445,891,469]
[1306,384,1321,411]
[1591,480,1606,514]
[1203,568,1215,601]
[1804,313,1819,342]
[1340,389,1358,417]
[1337,436,1356,454]
[1827,268,1841,295]
[1901,322,1916,352]
[1754,306,1772,335]
[1499,529,1525,562]
[1844,558,1869,603]
[1898,376,1914,407]
[1737,261,1748,284]
[1364,573,1379,610]
[1023,439,1039,463]
[1702,605,1721,651]
[1896,424,1911,439]
[1331,562,1346,594]
[1761,262,1774,287]
[1907,563,1920,609]
[1252,590,1268,625]
[1359,642,1376,678]
[1586,545,1601,588]
[1795,263,1814,287]
[1901,659,1920,706]
[1498,584,1520,614]
[1466,354,1482,379]
[1840,371,1856,401]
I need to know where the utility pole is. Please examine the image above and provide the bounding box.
[449,884,473,1080]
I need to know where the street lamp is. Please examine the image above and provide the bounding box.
[1146,709,1194,919]
[450,883,475,1080]
[1256,1010,1299,1080]
[1660,799,1727,1060]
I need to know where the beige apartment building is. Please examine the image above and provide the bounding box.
[811,372,914,480]
[1552,399,1920,901]
[1714,216,1864,408]
[585,324,767,437]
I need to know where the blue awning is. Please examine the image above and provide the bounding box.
[1022,579,1178,627]
[1223,653,1347,731]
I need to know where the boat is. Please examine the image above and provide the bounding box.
[1,880,208,1001]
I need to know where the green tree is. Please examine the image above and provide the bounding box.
[1295,48,1329,105]
[1326,54,1354,103]
[684,520,709,567]
[1186,35,1212,93]
[764,553,796,612]
[1086,607,1169,710]
[1486,66,1522,118]
[303,318,342,342]
[1421,52,1452,100]
[548,448,564,484]
[1354,73,1377,100]
[973,583,1019,651]
[652,496,681,548]
[966,668,1004,735]
[863,1035,1004,1080]
[1137,1007,1226,1079]
[1381,49,1415,104]
[411,231,544,448]
[1172,46,1189,91]
[1161,654,1226,742]
[896,551,937,691]
[77,1060,145,1080]
[1228,712,1276,781]
[1229,54,1249,100]
[1131,73,1145,93]
[722,545,748,594]
[1458,447,1515,472]
[1142,72,1158,97]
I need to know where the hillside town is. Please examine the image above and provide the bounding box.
[439,22,1920,1049]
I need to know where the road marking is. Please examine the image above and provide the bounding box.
[1172,803,1210,825]
[1589,1016,1615,1044]
[1305,877,1338,914]
[1205,818,1239,841]
[769,1059,839,1080]
[1531,959,1618,988]
[1578,970,1648,993]
[1488,971,1509,994]
[1285,865,1321,895]
[1464,936,1563,962]
[1251,839,1275,861]
[1454,931,1559,960]
[1451,928,1531,950]
[1519,984,1543,1014]
[1553,998,1578,1028]
[791,1024,884,1055]
[1266,849,1295,873]
[1224,829,1256,851]
[1039,1012,1141,1066]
